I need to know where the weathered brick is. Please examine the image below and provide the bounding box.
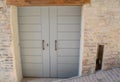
[82,0,120,75]
[0,0,15,82]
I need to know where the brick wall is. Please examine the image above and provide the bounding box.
[82,0,120,75]
[0,0,16,82]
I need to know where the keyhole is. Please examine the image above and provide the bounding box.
[47,43,49,47]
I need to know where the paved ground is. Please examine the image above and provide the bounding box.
[56,68,120,82]
[22,78,62,82]
[22,68,120,82]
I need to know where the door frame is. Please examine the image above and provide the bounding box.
[10,5,84,82]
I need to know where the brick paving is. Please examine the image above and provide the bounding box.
[55,68,120,82]
[22,68,120,82]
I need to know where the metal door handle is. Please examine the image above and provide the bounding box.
[55,40,57,51]
[42,40,45,50]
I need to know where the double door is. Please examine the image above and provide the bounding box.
[18,6,81,78]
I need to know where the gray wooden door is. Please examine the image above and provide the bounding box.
[50,6,81,78]
[18,6,81,78]
[18,7,50,77]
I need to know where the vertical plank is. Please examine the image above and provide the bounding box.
[41,7,50,77]
[50,6,58,77]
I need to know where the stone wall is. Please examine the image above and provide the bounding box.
[82,0,120,75]
[0,0,16,82]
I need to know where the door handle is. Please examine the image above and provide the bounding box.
[42,40,45,50]
[55,40,58,51]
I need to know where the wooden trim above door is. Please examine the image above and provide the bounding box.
[6,0,90,6]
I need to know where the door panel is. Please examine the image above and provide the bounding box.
[50,6,81,77]
[58,25,80,32]
[19,25,42,32]
[58,41,80,48]
[58,49,79,57]
[19,16,41,24]
[18,7,41,16]
[21,48,42,56]
[18,7,50,77]
[20,41,42,48]
[58,57,79,64]
[58,64,78,77]
[21,55,43,63]
[20,32,42,40]
[22,63,43,77]
[58,32,80,40]
[57,6,81,16]
[58,16,81,24]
